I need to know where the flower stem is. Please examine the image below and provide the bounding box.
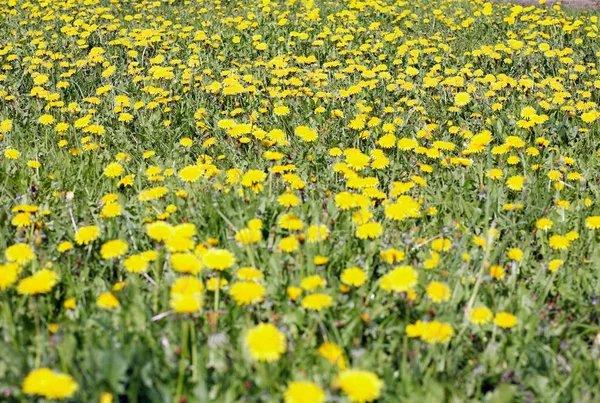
[245,245,256,268]
[153,252,162,313]
[466,223,495,313]
[3,300,18,351]
[175,319,189,402]
[214,275,220,313]
[190,320,198,383]
[34,299,41,368]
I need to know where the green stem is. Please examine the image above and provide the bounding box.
[28,224,35,251]
[326,311,343,346]
[268,169,273,197]
[420,343,435,375]
[34,299,41,368]
[175,319,189,402]
[540,270,558,305]
[458,224,495,341]
[153,252,162,313]
[214,274,220,313]
[256,362,274,391]
[190,320,198,383]
[509,262,519,299]
[245,245,256,268]
[3,300,18,351]
[466,224,495,313]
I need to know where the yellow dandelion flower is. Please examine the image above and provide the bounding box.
[245,323,286,362]
[236,267,264,281]
[206,277,228,292]
[287,286,302,301]
[468,306,493,325]
[300,275,326,291]
[100,240,128,260]
[279,236,299,253]
[494,312,517,329]
[506,176,525,191]
[318,341,347,369]
[384,196,421,221]
[74,225,101,245]
[123,254,149,273]
[337,369,383,403]
[341,267,367,287]
[380,266,418,293]
[97,292,120,309]
[202,248,236,271]
[100,202,121,218]
[454,92,471,107]
[178,165,203,182]
[146,221,174,242]
[63,298,76,310]
[294,126,318,142]
[548,235,570,250]
[103,163,123,178]
[536,218,553,231]
[274,105,290,116]
[420,321,455,344]
[380,249,405,264]
[4,148,20,160]
[0,263,21,290]
[284,381,325,403]
[229,281,266,305]
[22,368,78,400]
[489,265,506,280]
[17,269,58,295]
[278,193,301,207]
[234,228,262,245]
[306,224,329,243]
[5,243,35,265]
[426,281,450,303]
[548,259,564,272]
[11,212,32,227]
[301,293,333,311]
[169,276,204,313]
[507,248,523,261]
[356,221,383,239]
[585,216,600,230]
[170,253,203,274]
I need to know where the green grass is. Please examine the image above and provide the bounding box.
[0,0,599,401]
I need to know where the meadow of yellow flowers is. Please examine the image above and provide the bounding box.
[0,0,599,401]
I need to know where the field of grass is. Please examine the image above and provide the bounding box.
[0,0,599,401]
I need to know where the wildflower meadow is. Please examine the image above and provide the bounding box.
[0,0,599,401]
